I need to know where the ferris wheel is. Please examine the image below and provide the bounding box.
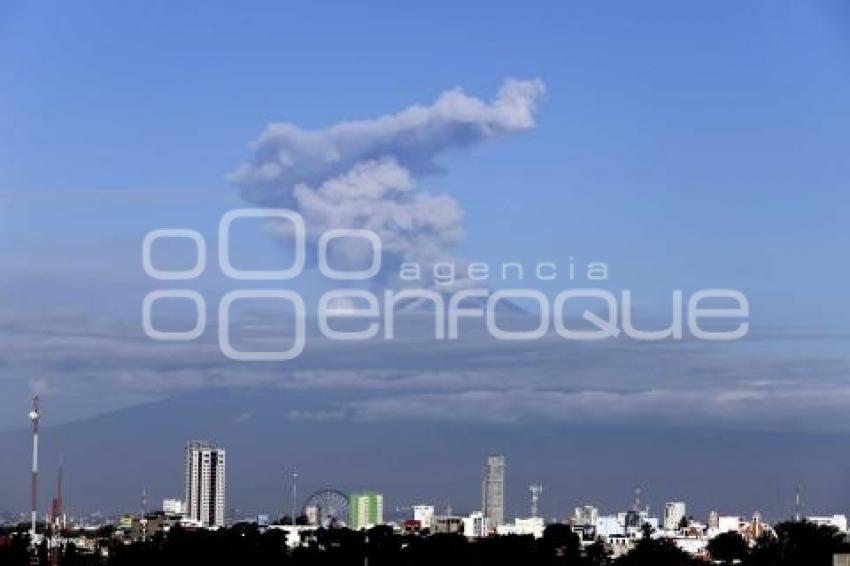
[302,488,349,527]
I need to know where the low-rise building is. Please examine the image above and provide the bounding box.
[807,515,848,533]
[496,517,545,538]
[413,505,435,530]
[162,499,185,516]
[462,511,490,539]
[266,525,316,548]
[432,515,464,534]
[572,505,599,527]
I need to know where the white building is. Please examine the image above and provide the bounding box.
[595,511,659,541]
[716,515,742,534]
[596,515,624,538]
[496,517,545,538]
[432,515,464,534]
[267,525,316,548]
[178,516,203,528]
[663,502,687,531]
[605,535,636,558]
[671,536,708,556]
[162,498,185,515]
[305,505,319,526]
[185,441,226,527]
[708,511,719,530]
[573,505,599,526]
[413,505,435,530]
[641,515,660,534]
[806,515,848,532]
[462,511,490,538]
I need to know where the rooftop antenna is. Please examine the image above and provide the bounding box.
[28,396,41,545]
[51,455,64,530]
[49,456,63,566]
[291,471,298,523]
[140,487,148,542]
[529,485,543,518]
[632,486,642,512]
[794,485,802,522]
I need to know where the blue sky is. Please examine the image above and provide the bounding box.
[1,0,850,509]
[3,0,849,318]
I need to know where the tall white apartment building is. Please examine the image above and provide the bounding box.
[185,441,226,527]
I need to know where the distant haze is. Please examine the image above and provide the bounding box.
[1,387,848,523]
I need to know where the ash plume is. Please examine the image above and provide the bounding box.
[228,78,545,281]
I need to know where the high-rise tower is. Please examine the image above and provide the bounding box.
[482,455,505,529]
[349,491,384,530]
[185,441,226,527]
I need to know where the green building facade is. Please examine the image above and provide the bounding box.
[349,491,384,530]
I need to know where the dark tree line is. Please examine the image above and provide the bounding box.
[2,520,848,566]
[105,523,609,566]
[100,521,850,566]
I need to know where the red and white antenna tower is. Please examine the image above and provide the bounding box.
[28,395,41,545]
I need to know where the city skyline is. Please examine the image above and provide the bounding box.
[7,433,849,566]
[5,402,850,565]
[3,405,843,527]
[7,431,843,532]
[2,4,849,563]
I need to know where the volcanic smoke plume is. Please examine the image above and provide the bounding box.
[228,79,545,282]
